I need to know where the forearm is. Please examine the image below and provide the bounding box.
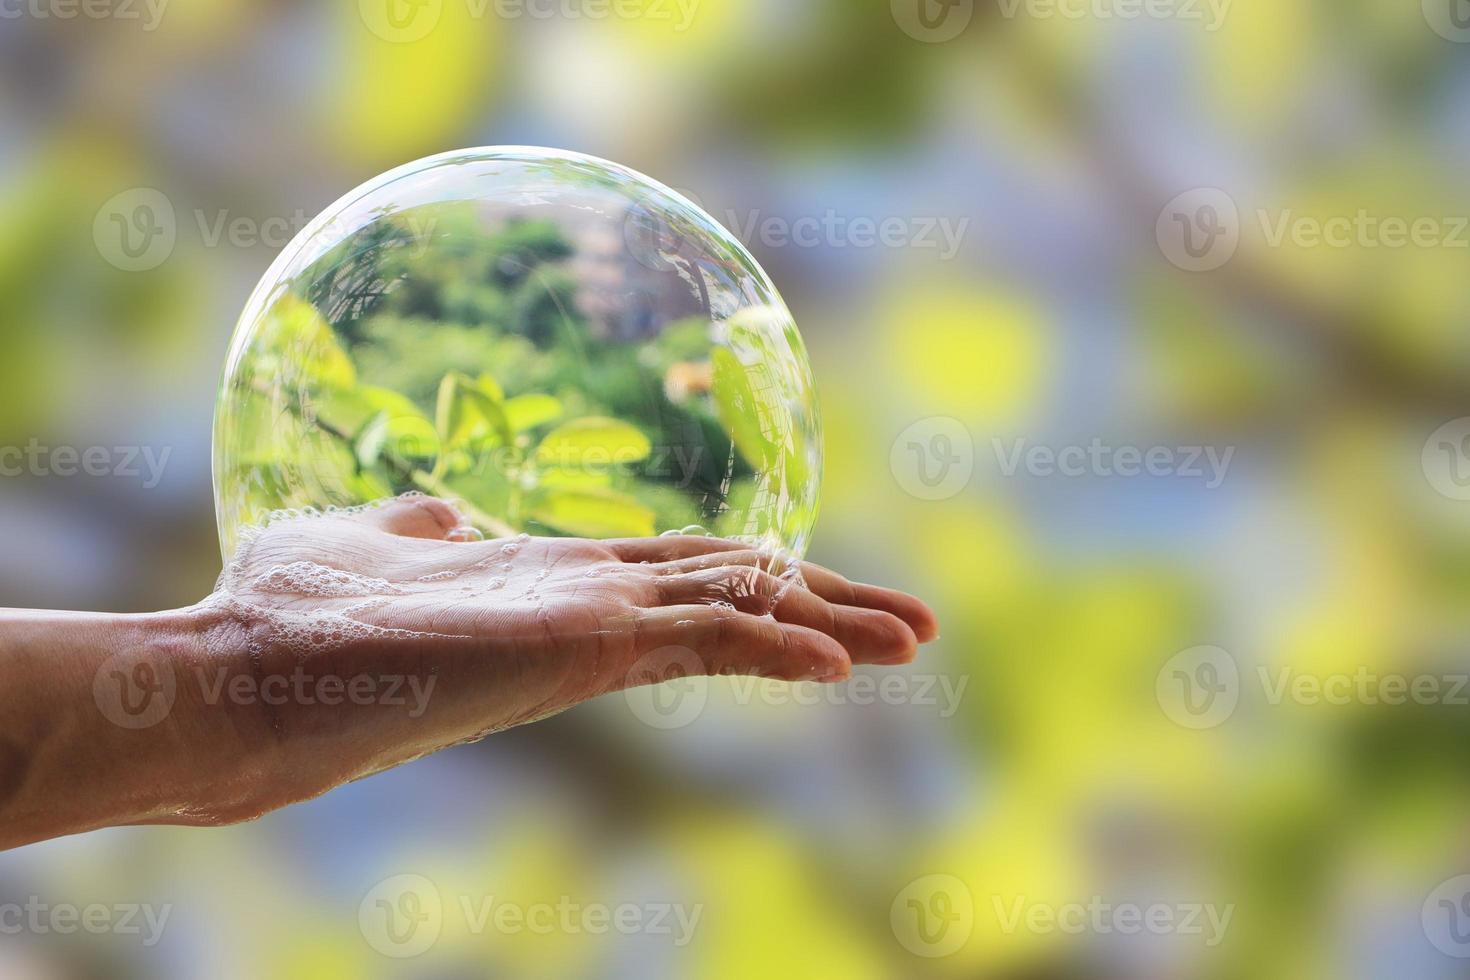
[0,605,266,849]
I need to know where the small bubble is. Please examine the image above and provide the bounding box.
[446,525,484,543]
[661,524,713,537]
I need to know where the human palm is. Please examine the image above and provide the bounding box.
[195,495,936,819]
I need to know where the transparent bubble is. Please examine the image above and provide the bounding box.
[212,147,822,565]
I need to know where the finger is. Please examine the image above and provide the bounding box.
[347,495,463,540]
[605,535,748,564]
[653,568,920,666]
[650,551,940,643]
[652,566,788,616]
[795,565,939,643]
[628,605,851,684]
[651,550,782,576]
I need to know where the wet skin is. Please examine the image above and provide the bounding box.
[0,496,937,850]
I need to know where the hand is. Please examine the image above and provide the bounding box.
[206,495,937,814]
[0,495,936,847]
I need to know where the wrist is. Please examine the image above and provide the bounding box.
[0,600,273,847]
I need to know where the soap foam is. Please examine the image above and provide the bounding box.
[251,561,403,599]
[209,493,471,652]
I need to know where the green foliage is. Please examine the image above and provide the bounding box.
[525,485,656,539]
[224,205,757,541]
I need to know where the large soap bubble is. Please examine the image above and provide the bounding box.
[213,147,821,566]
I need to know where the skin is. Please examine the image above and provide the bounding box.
[0,496,937,851]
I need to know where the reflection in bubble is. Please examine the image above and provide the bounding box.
[214,147,821,582]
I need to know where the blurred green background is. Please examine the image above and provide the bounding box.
[5,1,1470,977]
